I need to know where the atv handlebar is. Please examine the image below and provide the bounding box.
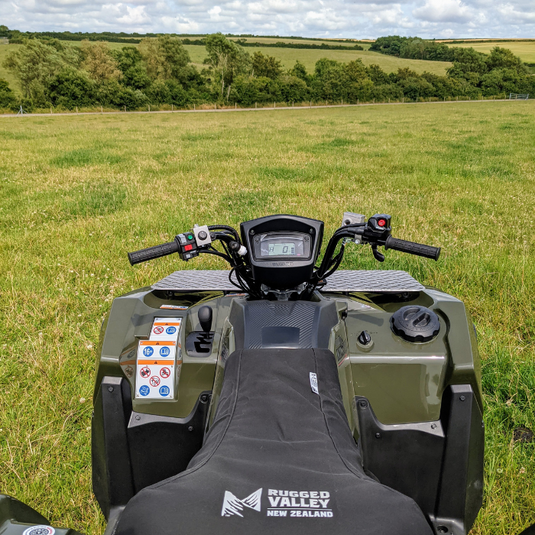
[126,213,441,296]
[128,241,179,265]
[384,236,441,261]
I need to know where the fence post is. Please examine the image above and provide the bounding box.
[101,106,103,113]
[172,104,174,112]
[76,106,78,113]
[274,102,275,108]
[124,106,126,112]
[194,103,195,111]
[255,102,257,108]
[50,107,52,114]
[402,97,404,103]
[309,101,311,107]
[357,99,359,105]
[235,103,237,109]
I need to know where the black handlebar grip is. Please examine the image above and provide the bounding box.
[128,241,179,265]
[385,236,441,261]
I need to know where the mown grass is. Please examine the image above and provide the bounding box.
[1,101,534,535]
[448,40,535,63]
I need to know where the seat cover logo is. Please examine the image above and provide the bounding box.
[221,488,263,517]
[221,488,333,518]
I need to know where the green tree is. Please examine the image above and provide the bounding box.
[252,52,282,79]
[278,75,308,102]
[140,36,190,81]
[367,64,390,85]
[486,47,526,73]
[344,60,373,102]
[113,46,143,73]
[205,33,251,99]
[2,38,77,104]
[311,59,346,101]
[0,78,17,109]
[80,41,122,82]
[47,68,95,108]
[288,60,310,84]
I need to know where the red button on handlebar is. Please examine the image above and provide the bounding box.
[184,244,193,252]
[378,219,386,227]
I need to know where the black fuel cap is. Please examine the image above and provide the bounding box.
[391,306,440,343]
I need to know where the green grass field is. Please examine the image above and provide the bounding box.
[0,41,449,95]
[184,44,450,74]
[448,40,535,63]
[1,100,535,535]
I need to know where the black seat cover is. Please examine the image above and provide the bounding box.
[116,349,433,535]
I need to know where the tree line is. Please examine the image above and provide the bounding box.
[0,33,532,112]
[183,38,364,51]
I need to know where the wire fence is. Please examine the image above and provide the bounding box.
[0,94,528,118]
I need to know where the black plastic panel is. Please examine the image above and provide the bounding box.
[229,299,339,350]
[356,384,484,535]
[127,396,210,493]
[92,376,210,519]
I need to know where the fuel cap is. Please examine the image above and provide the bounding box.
[391,306,440,343]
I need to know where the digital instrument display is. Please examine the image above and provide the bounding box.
[267,243,297,256]
[241,215,323,290]
[258,233,309,258]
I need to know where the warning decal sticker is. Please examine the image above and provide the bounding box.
[150,318,182,341]
[23,527,56,535]
[135,316,183,400]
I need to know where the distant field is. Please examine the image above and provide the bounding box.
[1,100,535,535]
[0,40,449,95]
[184,36,373,49]
[183,45,450,75]
[227,37,373,49]
[448,41,535,63]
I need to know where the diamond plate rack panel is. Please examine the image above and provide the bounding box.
[152,270,424,293]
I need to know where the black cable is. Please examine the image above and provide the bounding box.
[201,248,232,263]
[228,268,245,291]
[208,225,240,242]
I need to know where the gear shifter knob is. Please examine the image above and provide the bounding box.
[198,306,213,333]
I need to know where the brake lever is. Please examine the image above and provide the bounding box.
[371,244,385,262]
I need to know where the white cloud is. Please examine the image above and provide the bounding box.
[0,0,534,37]
[117,5,150,23]
[413,0,475,23]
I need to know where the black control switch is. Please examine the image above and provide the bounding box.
[358,330,372,346]
[198,306,213,333]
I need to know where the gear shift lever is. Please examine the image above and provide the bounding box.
[198,306,213,333]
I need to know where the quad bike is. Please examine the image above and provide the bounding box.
[1,213,484,535]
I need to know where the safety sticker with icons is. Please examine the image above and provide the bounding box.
[150,317,182,341]
[136,340,178,399]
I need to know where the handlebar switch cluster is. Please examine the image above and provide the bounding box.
[363,214,392,244]
[193,224,212,247]
[176,232,199,261]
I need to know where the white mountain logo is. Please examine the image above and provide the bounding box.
[221,488,263,517]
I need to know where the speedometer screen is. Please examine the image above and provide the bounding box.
[258,233,308,258]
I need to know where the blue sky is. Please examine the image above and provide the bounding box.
[1,0,534,39]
